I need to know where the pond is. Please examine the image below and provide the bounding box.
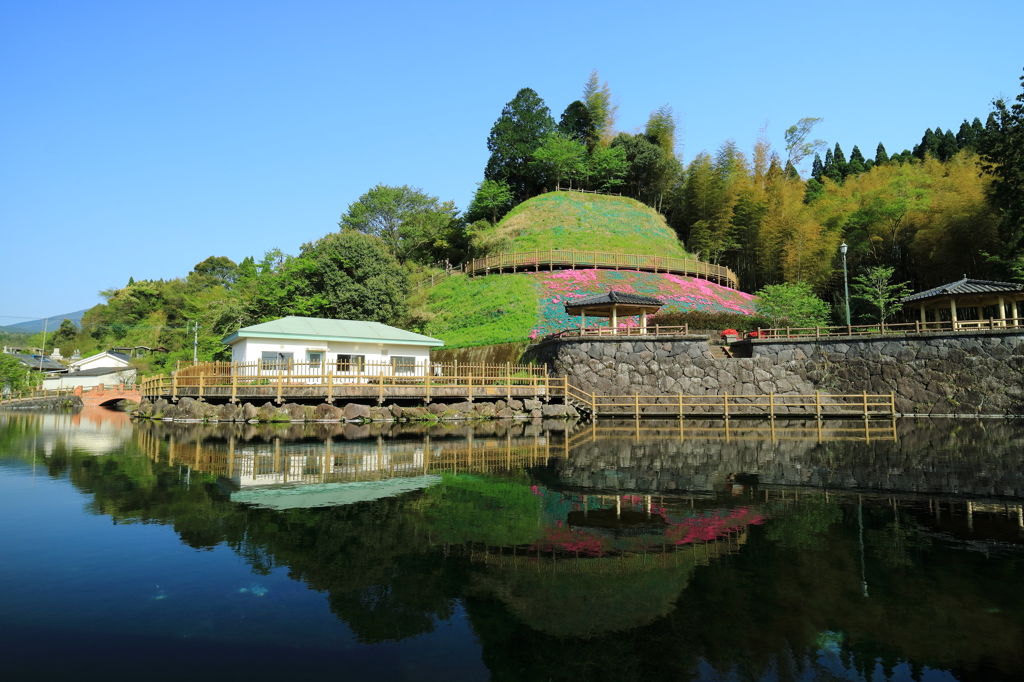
[1,408,1022,681]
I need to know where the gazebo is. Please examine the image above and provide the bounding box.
[564,290,665,333]
[901,278,1024,328]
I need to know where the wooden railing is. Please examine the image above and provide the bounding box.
[0,387,77,404]
[141,360,553,403]
[467,250,739,288]
[543,324,691,341]
[562,384,895,420]
[751,317,1024,340]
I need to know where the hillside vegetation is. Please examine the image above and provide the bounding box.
[415,269,754,348]
[470,192,689,258]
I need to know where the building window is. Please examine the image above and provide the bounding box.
[336,354,365,373]
[307,351,323,365]
[392,356,416,374]
[260,351,293,371]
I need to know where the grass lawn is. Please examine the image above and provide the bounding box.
[477,192,689,258]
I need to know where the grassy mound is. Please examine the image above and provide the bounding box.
[415,270,756,349]
[471,191,689,257]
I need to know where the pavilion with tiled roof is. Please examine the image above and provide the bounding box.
[901,277,1024,327]
[563,290,665,332]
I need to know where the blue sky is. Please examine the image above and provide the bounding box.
[2,0,1023,322]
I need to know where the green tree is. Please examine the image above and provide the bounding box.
[875,142,889,165]
[851,265,913,323]
[588,145,629,192]
[0,354,33,393]
[977,69,1024,278]
[483,88,555,204]
[557,100,594,147]
[296,231,408,324]
[532,132,588,189]
[339,184,453,262]
[187,256,239,290]
[810,153,824,182]
[914,128,940,160]
[848,146,866,175]
[52,319,79,345]
[754,281,832,328]
[582,70,617,147]
[466,180,513,223]
[833,143,849,179]
[938,129,959,161]
[644,104,677,156]
[784,117,826,172]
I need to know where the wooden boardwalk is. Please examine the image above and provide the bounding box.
[139,361,896,419]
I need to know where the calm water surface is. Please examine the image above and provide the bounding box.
[1,408,1023,681]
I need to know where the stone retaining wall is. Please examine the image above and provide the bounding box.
[524,335,819,399]
[524,330,1024,416]
[737,330,1024,416]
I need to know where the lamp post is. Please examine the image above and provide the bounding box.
[840,242,851,327]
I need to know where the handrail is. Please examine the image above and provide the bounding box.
[139,360,552,400]
[750,317,1024,340]
[0,387,76,404]
[541,324,691,342]
[465,249,739,289]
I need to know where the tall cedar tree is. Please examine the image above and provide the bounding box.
[833,143,849,178]
[848,146,866,175]
[875,143,889,165]
[484,88,555,205]
[811,153,824,181]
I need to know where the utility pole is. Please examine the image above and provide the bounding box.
[37,318,49,384]
[840,242,851,326]
[192,321,199,364]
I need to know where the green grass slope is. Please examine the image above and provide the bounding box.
[472,191,689,257]
[414,269,756,349]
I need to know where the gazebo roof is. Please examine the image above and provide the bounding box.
[565,290,665,312]
[902,278,1024,303]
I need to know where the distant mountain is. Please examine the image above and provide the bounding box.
[2,309,89,334]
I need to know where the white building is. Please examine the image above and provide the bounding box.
[70,351,132,372]
[222,316,444,377]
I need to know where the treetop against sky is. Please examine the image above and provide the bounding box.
[3,0,1023,319]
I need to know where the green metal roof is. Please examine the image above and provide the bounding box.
[222,316,444,347]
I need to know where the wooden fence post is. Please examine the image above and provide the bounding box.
[723,392,729,420]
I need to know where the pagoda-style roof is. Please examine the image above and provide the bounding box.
[564,290,665,316]
[902,278,1024,304]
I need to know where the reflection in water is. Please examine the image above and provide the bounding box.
[2,409,1023,680]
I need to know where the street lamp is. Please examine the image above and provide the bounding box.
[840,242,851,327]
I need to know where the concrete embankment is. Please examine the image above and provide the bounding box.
[133,396,579,423]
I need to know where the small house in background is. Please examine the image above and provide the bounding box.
[222,316,444,375]
[41,349,137,390]
[43,365,136,390]
[70,350,132,373]
[2,351,67,375]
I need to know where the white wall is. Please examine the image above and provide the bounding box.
[43,369,136,390]
[229,337,433,379]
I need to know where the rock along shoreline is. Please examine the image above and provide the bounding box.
[131,397,579,423]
